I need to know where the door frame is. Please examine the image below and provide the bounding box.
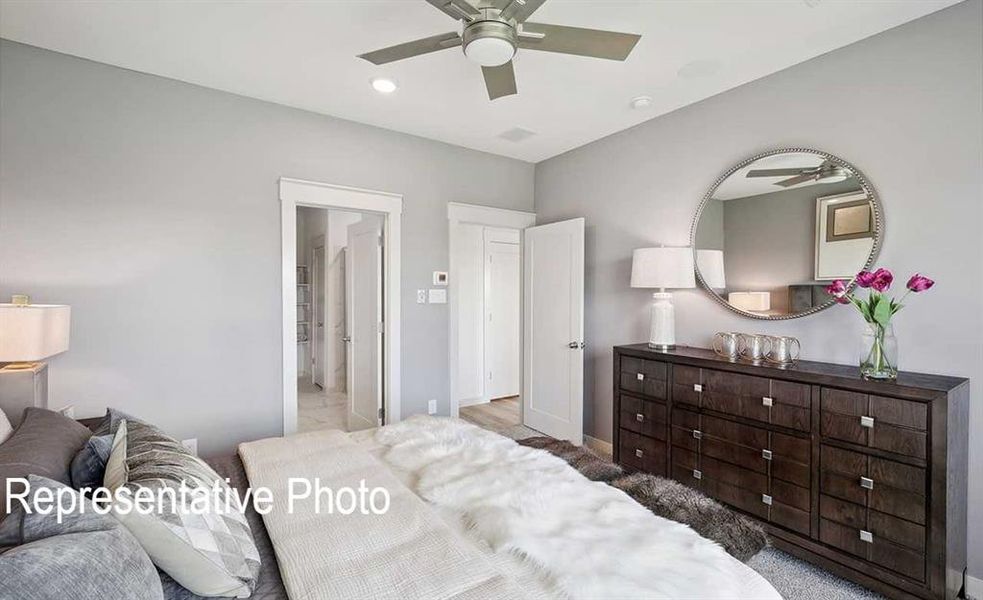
[311,236,326,389]
[281,178,402,436]
[447,202,535,418]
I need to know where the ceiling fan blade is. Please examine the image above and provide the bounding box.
[358,32,462,65]
[500,0,548,23]
[482,61,517,100]
[746,168,813,178]
[518,22,640,61]
[775,172,817,187]
[425,0,480,21]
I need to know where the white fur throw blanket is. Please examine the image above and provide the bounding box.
[375,417,782,600]
[238,429,526,600]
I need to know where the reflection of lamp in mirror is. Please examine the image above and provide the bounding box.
[696,250,726,290]
[630,247,695,350]
[728,291,771,312]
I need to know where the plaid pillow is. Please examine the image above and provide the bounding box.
[105,419,260,598]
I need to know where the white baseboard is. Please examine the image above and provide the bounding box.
[584,435,612,457]
[458,397,489,408]
[966,573,982,600]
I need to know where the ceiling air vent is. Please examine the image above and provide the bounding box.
[498,127,537,143]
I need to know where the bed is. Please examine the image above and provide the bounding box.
[185,416,780,600]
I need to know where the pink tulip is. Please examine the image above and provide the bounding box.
[825,280,850,303]
[869,268,893,292]
[906,273,935,292]
[855,271,877,288]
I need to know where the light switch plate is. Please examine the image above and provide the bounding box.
[57,405,75,419]
[428,289,447,304]
[428,399,437,415]
[416,289,427,304]
[181,438,198,456]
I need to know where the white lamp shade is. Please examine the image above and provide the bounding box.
[728,292,771,312]
[696,249,726,289]
[630,247,696,289]
[0,304,71,362]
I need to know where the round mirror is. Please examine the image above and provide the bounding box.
[691,148,882,319]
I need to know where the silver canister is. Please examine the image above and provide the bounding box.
[739,333,771,363]
[766,335,801,366]
[712,332,743,360]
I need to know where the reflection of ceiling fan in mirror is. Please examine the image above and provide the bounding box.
[745,159,850,188]
[357,0,641,100]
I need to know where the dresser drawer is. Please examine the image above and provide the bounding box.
[619,429,666,475]
[671,366,811,431]
[819,517,926,582]
[820,388,927,459]
[619,357,668,399]
[619,394,668,441]
[820,445,926,525]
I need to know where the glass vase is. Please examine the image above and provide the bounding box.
[860,323,898,380]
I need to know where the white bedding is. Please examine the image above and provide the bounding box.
[373,417,782,600]
[242,418,781,600]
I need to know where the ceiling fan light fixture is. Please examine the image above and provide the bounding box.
[463,20,517,67]
[370,77,398,94]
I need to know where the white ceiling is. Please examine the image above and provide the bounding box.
[0,0,960,163]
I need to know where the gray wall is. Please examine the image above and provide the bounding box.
[0,40,534,455]
[535,0,982,576]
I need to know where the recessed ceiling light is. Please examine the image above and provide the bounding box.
[630,96,653,110]
[370,77,398,94]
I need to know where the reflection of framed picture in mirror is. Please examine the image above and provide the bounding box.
[815,190,876,280]
[826,199,873,241]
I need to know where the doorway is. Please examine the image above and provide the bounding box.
[448,203,533,437]
[280,178,402,437]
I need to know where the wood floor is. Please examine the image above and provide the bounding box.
[460,396,523,436]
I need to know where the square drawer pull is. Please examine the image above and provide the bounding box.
[636,373,645,381]
[693,384,703,392]
[860,477,874,490]
[762,397,773,407]
[860,415,875,428]
[762,494,773,506]
[692,430,702,440]
[635,449,644,458]
[635,413,644,422]
[860,530,874,543]
[762,449,773,461]
[693,469,702,480]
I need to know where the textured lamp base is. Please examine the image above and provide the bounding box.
[647,292,676,351]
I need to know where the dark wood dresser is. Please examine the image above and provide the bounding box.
[612,344,969,600]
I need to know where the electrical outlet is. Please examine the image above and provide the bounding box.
[428,399,437,415]
[417,289,427,304]
[181,438,198,456]
[57,405,75,419]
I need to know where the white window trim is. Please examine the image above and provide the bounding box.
[281,177,402,435]
[447,202,535,418]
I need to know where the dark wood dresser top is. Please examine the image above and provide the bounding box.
[614,344,968,399]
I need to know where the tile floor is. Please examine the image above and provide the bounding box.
[297,377,348,432]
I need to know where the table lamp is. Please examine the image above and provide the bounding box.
[0,298,71,427]
[630,247,695,350]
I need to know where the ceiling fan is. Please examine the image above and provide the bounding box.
[746,160,851,188]
[357,0,641,100]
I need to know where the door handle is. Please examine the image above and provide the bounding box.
[317,322,324,327]
[569,341,584,349]
[342,336,351,342]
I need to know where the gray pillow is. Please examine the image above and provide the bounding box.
[0,408,91,521]
[0,475,164,600]
[70,434,114,490]
[91,407,146,437]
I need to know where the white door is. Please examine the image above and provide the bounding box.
[522,218,585,444]
[484,238,520,400]
[345,217,383,431]
[312,244,326,388]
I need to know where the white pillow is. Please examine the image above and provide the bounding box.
[0,409,12,444]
